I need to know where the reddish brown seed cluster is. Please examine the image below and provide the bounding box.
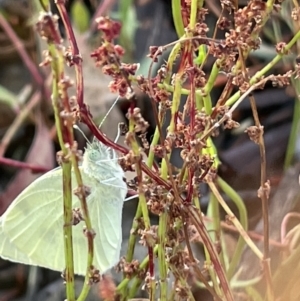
[36,13,62,44]
[245,125,263,144]
[96,16,122,42]
[116,258,141,278]
[88,266,101,284]
[36,0,300,298]
[90,17,139,97]
[72,207,84,225]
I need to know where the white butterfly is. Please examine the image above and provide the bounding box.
[0,138,127,276]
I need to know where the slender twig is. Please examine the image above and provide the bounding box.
[0,14,44,88]
[0,73,52,158]
[0,157,50,173]
[238,43,274,299]
[182,222,222,301]
[207,181,263,261]
[55,0,84,107]
[217,177,248,280]
[188,206,234,301]
[0,91,41,158]
[281,212,300,243]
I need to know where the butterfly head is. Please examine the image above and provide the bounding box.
[84,140,116,163]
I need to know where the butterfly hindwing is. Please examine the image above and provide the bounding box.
[91,176,127,272]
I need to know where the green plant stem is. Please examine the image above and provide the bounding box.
[158,29,300,109]
[62,162,75,301]
[204,193,224,298]
[125,245,159,298]
[119,0,134,60]
[217,177,248,280]
[172,0,185,37]
[202,61,220,114]
[208,181,263,260]
[207,192,222,246]
[49,42,75,300]
[126,204,142,262]
[203,246,223,297]
[169,74,182,132]
[163,42,181,85]
[128,116,154,298]
[128,119,151,229]
[72,160,94,301]
[226,29,300,106]
[158,139,170,301]
[189,0,202,28]
[51,2,96,299]
[116,204,142,299]
[171,269,197,301]
[284,78,300,169]
[271,13,300,170]
[147,126,160,168]
[37,0,50,11]
[158,211,168,301]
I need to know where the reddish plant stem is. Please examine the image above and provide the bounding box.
[185,170,194,203]
[148,246,154,277]
[182,221,222,301]
[0,157,50,173]
[180,0,189,27]
[188,206,234,301]
[249,93,270,258]
[211,75,234,119]
[147,36,222,103]
[238,47,270,260]
[0,14,45,88]
[55,0,84,107]
[185,68,196,204]
[80,107,173,189]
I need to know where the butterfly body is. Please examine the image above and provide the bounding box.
[0,140,127,275]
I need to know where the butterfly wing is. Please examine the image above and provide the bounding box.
[0,167,127,275]
[0,168,69,272]
[0,218,35,265]
[90,176,127,273]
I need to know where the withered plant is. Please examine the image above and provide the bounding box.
[9,0,300,300]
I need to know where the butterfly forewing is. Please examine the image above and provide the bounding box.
[1,168,69,272]
[0,154,127,276]
[92,175,126,271]
[0,218,35,265]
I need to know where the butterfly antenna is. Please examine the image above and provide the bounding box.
[114,123,123,143]
[99,95,121,129]
[73,125,91,144]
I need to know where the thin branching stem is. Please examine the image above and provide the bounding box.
[188,206,234,301]
[208,180,263,260]
[217,177,248,280]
